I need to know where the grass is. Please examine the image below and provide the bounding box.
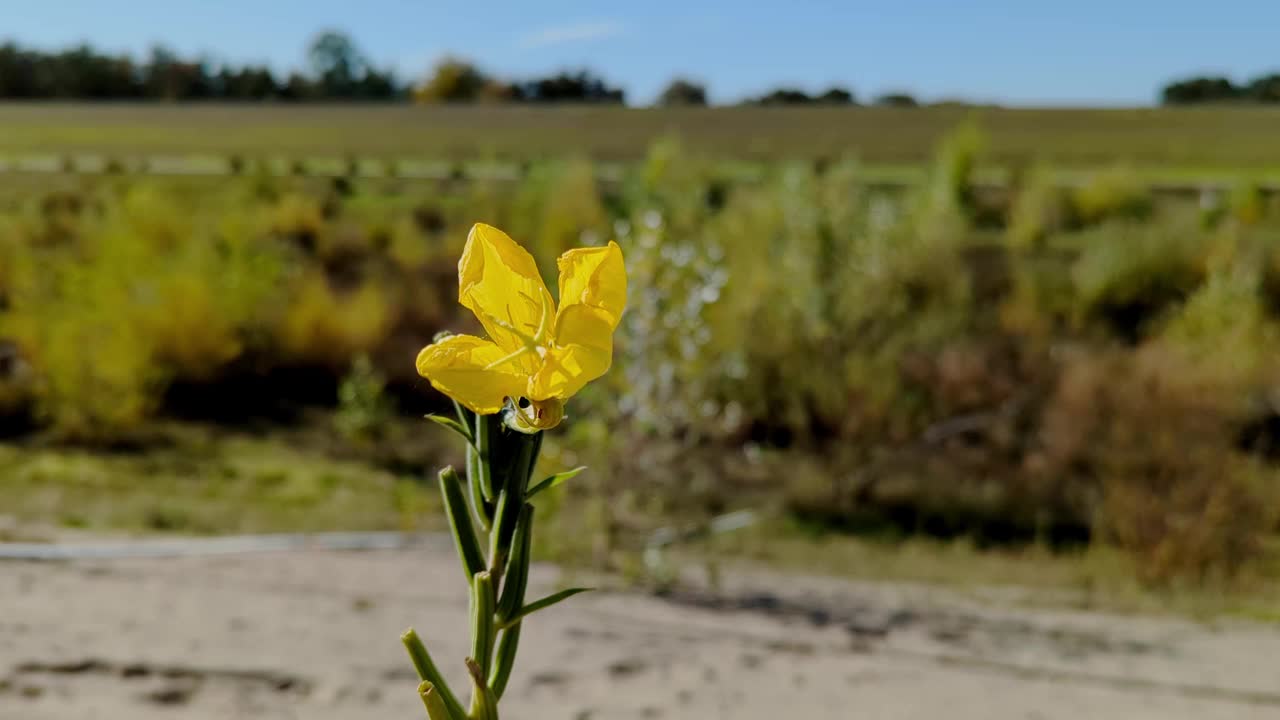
[681,519,1280,622]
[4,103,1280,168]
[1,416,1276,622]
[0,421,440,537]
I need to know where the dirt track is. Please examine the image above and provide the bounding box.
[2,538,1278,719]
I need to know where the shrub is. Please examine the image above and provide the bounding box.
[270,192,326,249]
[1069,166,1152,227]
[512,158,609,276]
[929,120,984,218]
[3,231,161,440]
[1071,220,1208,341]
[0,185,289,439]
[335,354,393,442]
[276,271,397,368]
[1006,164,1071,249]
[1228,181,1267,226]
[1042,347,1277,583]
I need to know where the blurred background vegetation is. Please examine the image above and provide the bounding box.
[3,29,1280,611]
[2,121,1280,604]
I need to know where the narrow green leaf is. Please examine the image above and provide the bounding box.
[525,466,587,500]
[467,448,493,533]
[503,587,594,627]
[401,628,466,720]
[438,467,486,581]
[475,412,496,502]
[452,400,474,436]
[424,414,473,446]
[487,487,519,580]
[487,624,521,700]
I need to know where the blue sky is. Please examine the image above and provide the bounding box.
[3,0,1278,105]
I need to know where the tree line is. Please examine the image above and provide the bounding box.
[9,32,1280,108]
[1161,73,1280,105]
[416,60,925,107]
[0,32,926,107]
[0,32,401,100]
[0,33,637,104]
[412,57,625,103]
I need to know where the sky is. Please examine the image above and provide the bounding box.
[3,0,1279,106]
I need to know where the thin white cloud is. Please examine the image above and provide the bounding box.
[518,20,623,50]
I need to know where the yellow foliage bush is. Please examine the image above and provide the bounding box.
[277,272,397,367]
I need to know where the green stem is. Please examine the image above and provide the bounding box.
[439,467,486,581]
[402,628,466,720]
[414,408,547,720]
[418,681,457,720]
[487,504,532,699]
[487,624,521,700]
[496,504,534,621]
[470,572,497,678]
[466,658,499,720]
[488,432,539,580]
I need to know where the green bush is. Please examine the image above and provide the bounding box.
[1069,166,1153,227]
[335,354,393,442]
[1006,164,1071,249]
[1071,219,1208,341]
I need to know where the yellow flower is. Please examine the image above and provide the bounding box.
[416,224,626,430]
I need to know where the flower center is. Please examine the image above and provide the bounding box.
[482,290,555,372]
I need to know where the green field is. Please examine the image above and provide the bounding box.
[3,103,1280,170]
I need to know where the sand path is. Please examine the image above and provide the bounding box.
[2,537,1277,719]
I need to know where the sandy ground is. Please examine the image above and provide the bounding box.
[2,537,1279,720]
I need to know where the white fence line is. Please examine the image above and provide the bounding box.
[0,531,444,561]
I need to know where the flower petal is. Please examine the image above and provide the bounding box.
[555,241,626,330]
[416,334,527,414]
[458,224,554,362]
[529,304,615,401]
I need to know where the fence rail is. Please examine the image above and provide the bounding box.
[3,153,1280,198]
[0,532,442,560]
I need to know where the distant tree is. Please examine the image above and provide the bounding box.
[0,37,403,101]
[752,87,812,105]
[514,69,625,103]
[280,72,318,101]
[308,30,365,96]
[815,87,855,104]
[301,31,403,99]
[478,80,518,102]
[0,43,38,97]
[875,92,918,107]
[747,86,856,105]
[415,57,491,102]
[216,64,280,100]
[142,46,213,100]
[1160,76,1240,105]
[657,78,707,106]
[356,66,402,99]
[1245,73,1280,103]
